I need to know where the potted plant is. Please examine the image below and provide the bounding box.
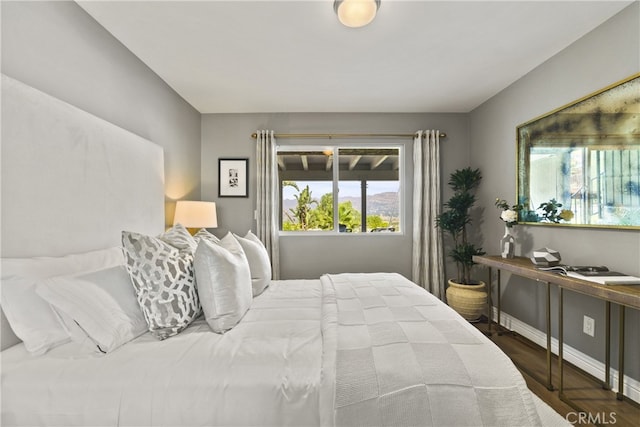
[436,167,486,321]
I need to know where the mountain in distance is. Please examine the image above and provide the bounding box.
[282,192,399,217]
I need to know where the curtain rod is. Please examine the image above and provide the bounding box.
[250,132,446,140]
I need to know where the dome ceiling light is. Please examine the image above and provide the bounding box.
[334,0,381,28]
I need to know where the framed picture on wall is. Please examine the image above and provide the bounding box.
[218,158,249,198]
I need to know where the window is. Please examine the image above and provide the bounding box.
[277,145,402,233]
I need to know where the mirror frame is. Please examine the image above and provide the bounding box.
[516,73,640,230]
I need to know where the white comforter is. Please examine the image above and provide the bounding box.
[2,279,324,426]
[321,273,543,426]
[2,273,550,426]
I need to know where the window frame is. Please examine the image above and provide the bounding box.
[277,143,405,236]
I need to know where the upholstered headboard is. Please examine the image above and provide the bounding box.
[1,74,165,349]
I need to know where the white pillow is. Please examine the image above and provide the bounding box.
[160,223,198,252]
[1,276,71,354]
[1,247,124,354]
[1,247,124,280]
[194,233,252,333]
[194,228,220,244]
[122,229,201,340]
[234,231,271,297]
[36,265,147,353]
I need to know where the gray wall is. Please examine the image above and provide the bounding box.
[201,113,470,279]
[470,3,639,381]
[1,0,202,228]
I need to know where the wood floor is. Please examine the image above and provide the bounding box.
[473,319,639,427]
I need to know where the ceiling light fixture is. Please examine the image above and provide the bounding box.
[334,0,380,28]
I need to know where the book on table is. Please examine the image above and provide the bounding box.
[536,265,640,285]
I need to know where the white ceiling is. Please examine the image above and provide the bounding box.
[77,0,633,114]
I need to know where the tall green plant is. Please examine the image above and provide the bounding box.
[435,167,485,284]
[283,181,318,230]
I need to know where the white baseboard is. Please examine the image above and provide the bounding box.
[492,308,640,404]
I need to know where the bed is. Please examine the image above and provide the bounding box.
[0,75,568,426]
[2,271,567,426]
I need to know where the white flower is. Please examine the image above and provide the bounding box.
[501,209,518,223]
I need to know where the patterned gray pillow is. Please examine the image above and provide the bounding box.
[122,230,201,340]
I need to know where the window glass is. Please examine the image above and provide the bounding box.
[366,180,400,232]
[278,146,401,234]
[281,180,333,231]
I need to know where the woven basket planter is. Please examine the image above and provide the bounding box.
[446,279,487,322]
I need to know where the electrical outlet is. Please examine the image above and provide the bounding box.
[583,315,595,337]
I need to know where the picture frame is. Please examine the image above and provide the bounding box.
[516,73,639,229]
[218,158,249,198]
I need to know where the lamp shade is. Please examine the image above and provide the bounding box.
[334,0,380,28]
[173,201,218,228]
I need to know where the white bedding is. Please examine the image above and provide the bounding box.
[321,273,544,426]
[2,279,324,426]
[1,273,567,426]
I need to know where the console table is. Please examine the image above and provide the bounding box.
[473,255,640,406]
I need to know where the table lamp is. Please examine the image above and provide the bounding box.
[173,201,218,235]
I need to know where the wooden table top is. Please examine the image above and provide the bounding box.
[473,255,640,310]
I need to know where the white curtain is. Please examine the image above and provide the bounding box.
[412,130,445,298]
[255,130,280,279]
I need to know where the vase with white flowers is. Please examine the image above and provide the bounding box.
[495,198,523,259]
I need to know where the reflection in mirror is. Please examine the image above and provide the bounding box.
[517,74,640,229]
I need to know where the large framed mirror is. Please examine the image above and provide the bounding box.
[517,73,640,229]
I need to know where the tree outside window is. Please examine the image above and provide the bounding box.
[278,146,402,233]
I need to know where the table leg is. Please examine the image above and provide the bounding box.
[558,287,564,398]
[605,301,611,390]
[496,269,502,335]
[486,267,492,336]
[617,305,625,401]
[545,281,553,391]
[557,288,596,413]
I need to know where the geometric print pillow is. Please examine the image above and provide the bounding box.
[122,230,201,340]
